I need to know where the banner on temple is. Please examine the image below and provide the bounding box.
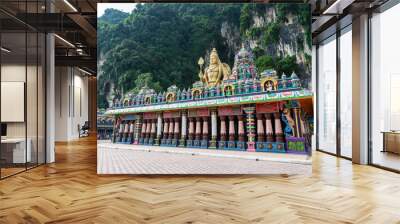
[143,112,157,119]
[162,111,181,118]
[256,102,281,113]
[188,108,210,117]
[218,106,243,116]
[121,114,139,120]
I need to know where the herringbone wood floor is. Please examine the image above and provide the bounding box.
[1,136,400,224]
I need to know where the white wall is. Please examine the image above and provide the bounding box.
[1,63,46,164]
[55,67,89,141]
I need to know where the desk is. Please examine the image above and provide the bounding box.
[1,138,31,163]
[382,131,400,154]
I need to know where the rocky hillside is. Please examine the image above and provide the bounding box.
[97,3,311,109]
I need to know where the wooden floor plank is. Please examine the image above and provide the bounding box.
[0,135,399,223]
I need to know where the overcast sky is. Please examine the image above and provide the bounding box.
[97,3,137,17]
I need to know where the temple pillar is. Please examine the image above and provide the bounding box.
[129,121,135,143]
[150,119,156,144]
[256,114,265,142]
[123,122,130,143]
[145,119,151,144]
[179,111,187,147]
[118,121,124,142]
[168,118,174,144]
[194,117,202,147]
[187,117,195,147]
[265,113,274,142]
[244,106,256,152]
[219,116,227,148]
[112,118,118,143]
[201,117,209,148]
[146,120,152,138]
[209,109,217,149]
[227,116,236,149]
[174,118,180,139]
[134,116,142,144]
[292,107,302,137]
[188,117,194,141]
[237,115,246,150]
[274,112,284,142]
[228,116,235,142]
[238,115,245,142]
[140,120,147,144]
[195,117,202,141]
[155,113,162,145]
[161,118,169,145]
[173,117,180,146]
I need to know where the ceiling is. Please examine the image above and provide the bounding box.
[0,0,392,75]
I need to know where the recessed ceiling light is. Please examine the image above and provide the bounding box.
[63,0,78,12]
[1,47,11,53]
[54,34,75,48]
[322,0,354,15]
[78,67,93,76]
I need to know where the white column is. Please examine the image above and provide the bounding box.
[312,45,317,151]
[211,110,217,138]
[181,112,187,137]
[46,29,55,163]
[157,113,162,137]
[130,122,135,135]
[352,14,369,164]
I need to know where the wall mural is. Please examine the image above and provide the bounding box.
[97,3,313,175]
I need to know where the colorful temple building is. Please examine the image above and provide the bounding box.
[97,110,114,140]
[105,45,313,155]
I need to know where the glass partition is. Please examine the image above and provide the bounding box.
[317,35,337,154]
[27,31,38,169]
[370,3,400,171]
[0,1,46,179]
[1,30,28,177]
[38,32,45,165]
[339,26,352,158]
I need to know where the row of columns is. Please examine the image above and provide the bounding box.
[114,106,291,150]
[218,116,246,142]
[140,119,157,144]
[160,118,181,143]
[187,117,210,141]
[255,113,284,143]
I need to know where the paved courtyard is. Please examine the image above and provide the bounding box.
[97,142,311,175]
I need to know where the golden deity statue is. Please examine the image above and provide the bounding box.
[198,48,231,87]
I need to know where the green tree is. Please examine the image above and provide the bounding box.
[132,73,162,94]
[239,4,252,34]
[255,55,274,72]
[263,22,280,45]
[276,55,298,77]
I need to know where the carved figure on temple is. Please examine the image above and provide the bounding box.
[144,96,152,104]
[290,72,301,88]
[281,73,288,89]
[265,81,274,92]
[198,48,231,87]
[260,69,278,92]
[282,108,295,137]
[223,85,234,96]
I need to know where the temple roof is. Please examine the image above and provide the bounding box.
[105,89,313,115]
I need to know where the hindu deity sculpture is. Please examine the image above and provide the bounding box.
[198,48,231,87]
[282,107,295,137]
